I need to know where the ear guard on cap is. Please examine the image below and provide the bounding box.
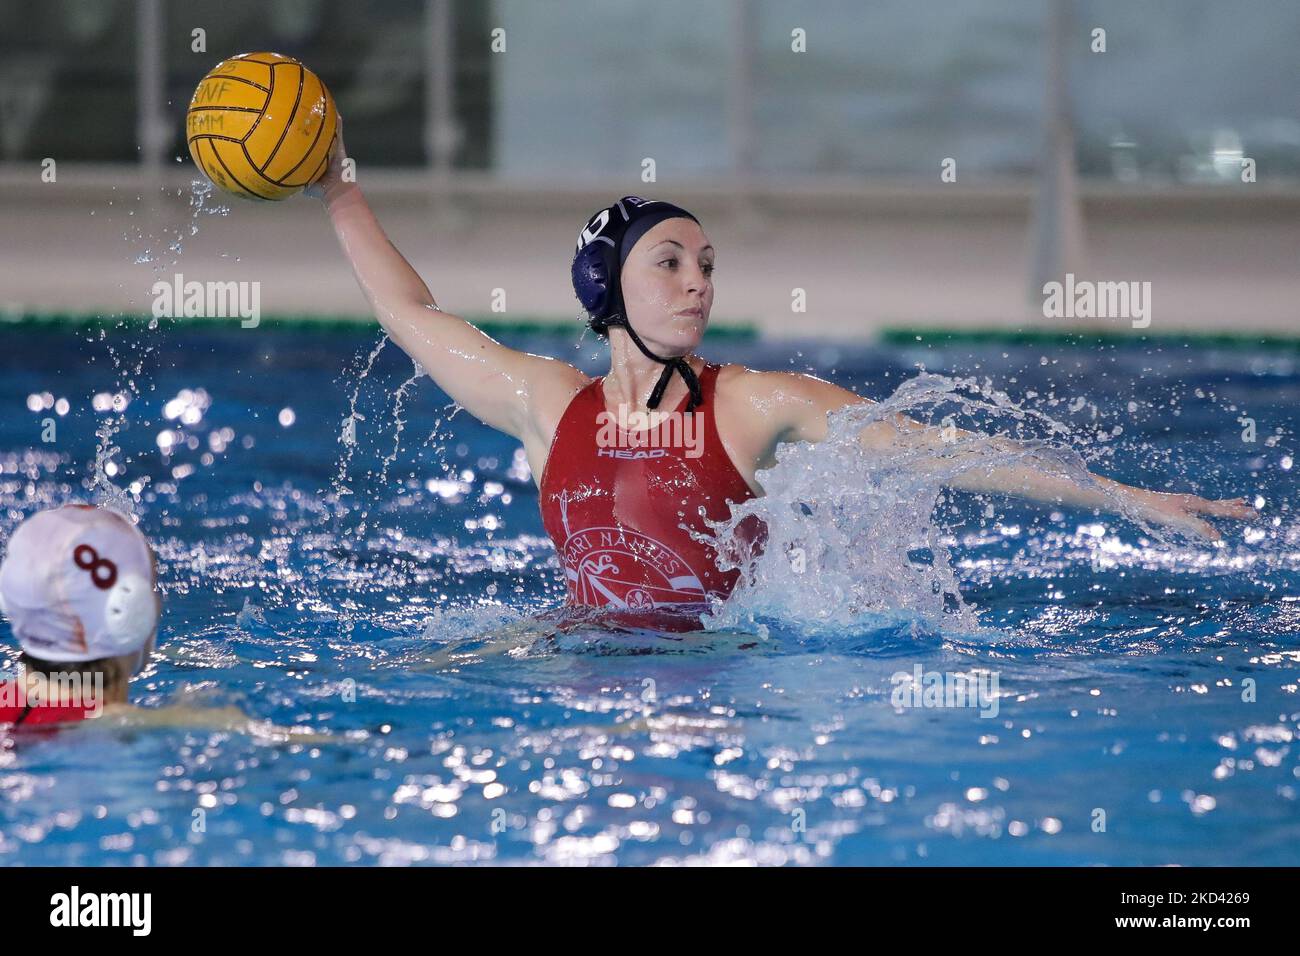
[102,572,159,662]
[571,242,617,331]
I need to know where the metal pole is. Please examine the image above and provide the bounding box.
[425,0,459,176]
[726,0,769,239]
[1029,0,1087,303]
[728,0,756,185]
[135,0,167,173]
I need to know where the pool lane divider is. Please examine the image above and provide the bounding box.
[5,313,1299,349]
[881,326,1300,350]
[0,311,760,339]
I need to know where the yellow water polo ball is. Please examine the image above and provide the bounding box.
[186,52,337,201]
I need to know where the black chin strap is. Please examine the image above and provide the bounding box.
[610,318,702,411]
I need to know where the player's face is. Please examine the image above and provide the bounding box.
[620,218,715,354]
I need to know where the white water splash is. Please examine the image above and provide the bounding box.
[331,335,389,498]
[131,179,230,272]
[91,180,233,509]
[700,372,1112,636]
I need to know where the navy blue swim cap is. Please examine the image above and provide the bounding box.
[570,196,704,411]
[572,196,700,335]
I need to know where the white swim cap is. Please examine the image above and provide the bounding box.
[0,505,159,665]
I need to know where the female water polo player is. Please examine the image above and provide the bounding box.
[0,506,330,738]
[313,125,1253,621]
[0,505,160,725]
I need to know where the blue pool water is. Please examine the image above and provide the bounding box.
[1,324,1297,865]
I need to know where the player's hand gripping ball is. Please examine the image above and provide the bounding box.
[187,52,337,201]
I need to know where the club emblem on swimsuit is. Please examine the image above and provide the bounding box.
[561,526,706,609]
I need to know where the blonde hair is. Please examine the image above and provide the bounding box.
[19,651,133,698]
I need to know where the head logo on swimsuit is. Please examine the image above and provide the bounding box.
[595,406,705,458]
[597,448,667,460]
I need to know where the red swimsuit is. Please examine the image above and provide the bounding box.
[0,680,96,727]
[539,363,762,620]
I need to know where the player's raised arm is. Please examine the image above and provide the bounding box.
[310,123,586,442]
